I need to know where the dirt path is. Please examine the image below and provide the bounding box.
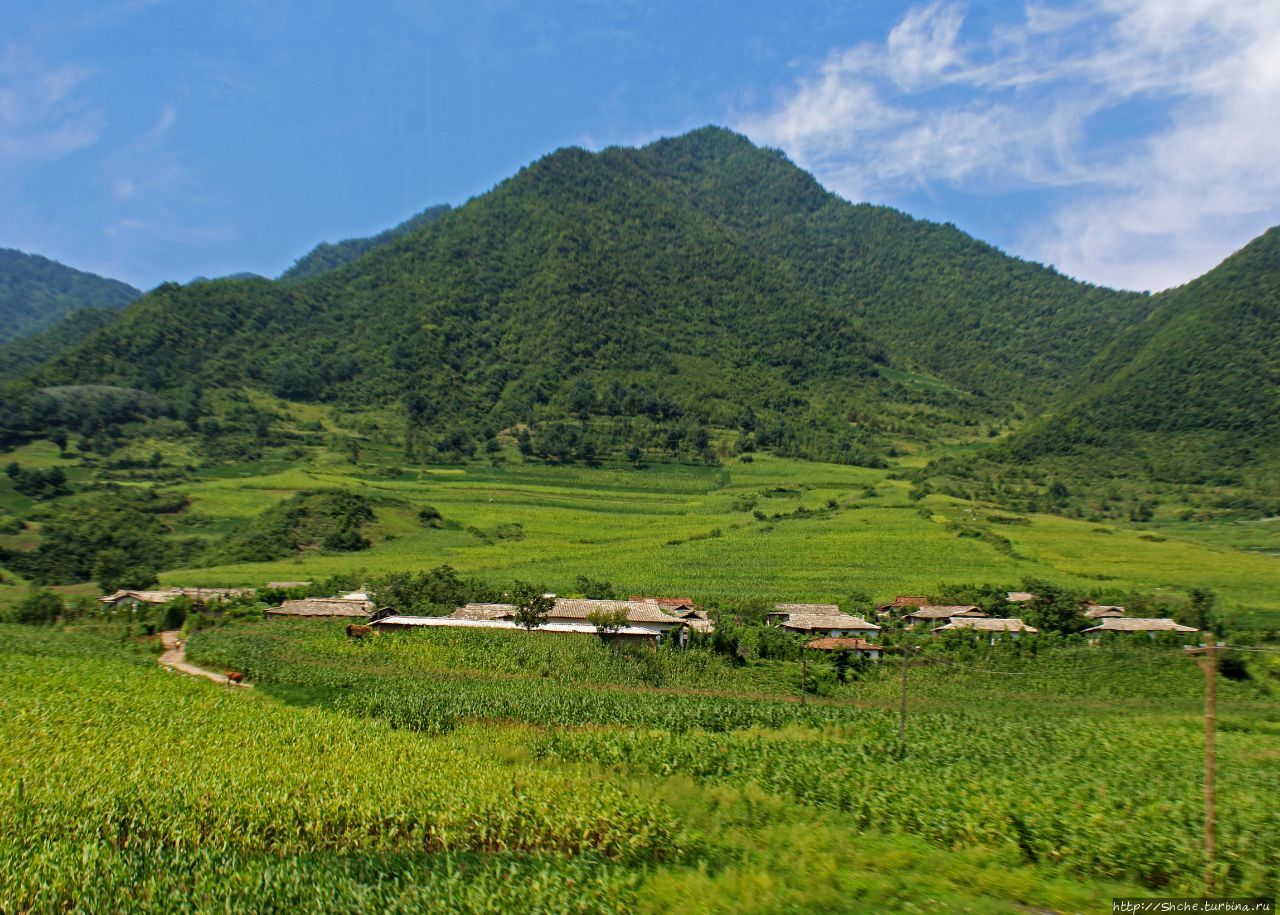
[159,630,250,688]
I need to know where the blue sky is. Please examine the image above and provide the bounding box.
[3,1,1278,293]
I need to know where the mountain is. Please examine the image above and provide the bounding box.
[0,249,140,344]
[280,204,452,281]
[0,307,122,383]
[10,128,1175,466]
[630,128,1153,405]
[928,227,1280,516]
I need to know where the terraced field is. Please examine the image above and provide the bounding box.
[158,452,1280,621]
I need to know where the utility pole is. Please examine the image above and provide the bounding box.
[1185,640,1218,895]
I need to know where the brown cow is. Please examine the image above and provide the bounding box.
[225,671,244,685]
[346,624,372,639]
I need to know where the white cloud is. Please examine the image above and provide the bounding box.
[0,44,104,162]
[739,1,1280,291]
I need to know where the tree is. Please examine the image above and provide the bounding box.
[587,606,629,636]
[13,588,62,625]
[575,575,619,599]
[510,580,554,631]
[51,430,68,453]
[568,377,596,419]
[1021,578,1086,634]
[1181,588,1217,632]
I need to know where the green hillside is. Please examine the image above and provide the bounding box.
[0,249,139,344]
[630,128,1154,404]
[927,227,1280,519]
[15,128,1157,469]
[0,307,122,383]
[280,203,452,280]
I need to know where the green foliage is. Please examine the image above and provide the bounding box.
[510,581,554,631]
[0,488,193,587]
[1021,579,1088,634]
[0,248,138,345]
[3,461,68,499]
[929,227,1280,519]
[11,588,61,624]
[367,566,498,615]
[216,490,376,563]
[586,607,629,634]
[574,575,620,599]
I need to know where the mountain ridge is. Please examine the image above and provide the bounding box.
[0,249,140,345]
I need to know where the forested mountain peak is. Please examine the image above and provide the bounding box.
[4,126,1221,473]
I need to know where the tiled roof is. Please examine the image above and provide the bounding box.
[1082,618,1198,633]
[933,617,1038,633]
[777,610,880,632]
[372,616,659,637]
[806,637,881,651]
[453,598,685,627]
[772,603,842,616]
[266,598,372,618]
[905,605,984,620]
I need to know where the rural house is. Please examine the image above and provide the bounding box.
[632,596,714,633]
[265,596,374,619]
[99,587,254,611]
[1082,602,1126,619]
[875,595,930,618]
[1081,618,1199,636]
[1006,591,1035,604]
[767,604,880,638]
[451,598,691,641]
[901,605,987,627]
[804,637,882,659]
[932,617,1038,642]
[371,615,662,646]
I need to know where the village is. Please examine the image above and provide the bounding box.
[98,583,1204,658]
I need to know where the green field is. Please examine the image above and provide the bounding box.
[3,621,1275,913]
[141,451,1280,622]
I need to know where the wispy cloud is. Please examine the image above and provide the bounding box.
[739,1,1280,291]
[0,43,104,162]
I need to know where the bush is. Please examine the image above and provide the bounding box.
[13,588,62,625]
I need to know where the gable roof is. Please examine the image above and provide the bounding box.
[1082,617,1198,633]
[1083,604,1126,618]
[452,598,685,626]
[630,595,697,611]
[933,617,1038,633]
[372,615,660,638]
[265,598,372,618]
[772,602,842,616]
[1006,591,1035,603]
[904,605,985,620]
[887,595,930,608]
[806,637,882,651]
[777,611,880,632]
[99,587,253,605]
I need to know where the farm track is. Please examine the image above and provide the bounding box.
[159,630,251,688]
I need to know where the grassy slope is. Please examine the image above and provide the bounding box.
[151,450,1280,618]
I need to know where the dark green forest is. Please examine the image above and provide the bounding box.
[0,249,140,344]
